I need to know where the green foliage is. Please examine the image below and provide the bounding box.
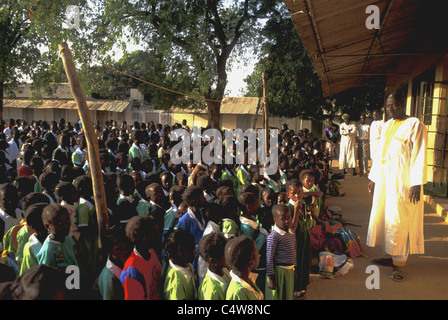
[87,0,279,126]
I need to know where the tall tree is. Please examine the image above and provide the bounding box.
[0,0,79,120]
[92,0,278,128]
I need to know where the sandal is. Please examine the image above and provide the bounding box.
[392,268,405,282]
[371,258,393,267]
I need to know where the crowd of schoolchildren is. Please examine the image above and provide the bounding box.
[0,118,337,300]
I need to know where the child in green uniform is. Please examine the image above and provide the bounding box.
[220,195,240,239]
[98,227,132,300]
[238,192,268,295]
[285,178,313,298]
[73,175,99,290]
[164,228,197,300]
[37,204,78,270]
[225,236,263,300]
[300,169,324,221]
[198,232,230,300]
[20,203,48,275]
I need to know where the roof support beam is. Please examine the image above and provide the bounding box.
[303,0,332,95]
[356,0,394,85]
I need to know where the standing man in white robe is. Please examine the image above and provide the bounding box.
[339,114,357,176]
[369,109,384,166]
[357,114,370,176]
[367,92,427,281]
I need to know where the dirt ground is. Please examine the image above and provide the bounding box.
[302,166,448,300]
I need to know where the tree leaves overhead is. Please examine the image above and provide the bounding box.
[90,0,278,127]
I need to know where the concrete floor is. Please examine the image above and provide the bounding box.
[304,168,448,300]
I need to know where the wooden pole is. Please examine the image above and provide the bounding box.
[262,72,269,156]
[58,42,109,247]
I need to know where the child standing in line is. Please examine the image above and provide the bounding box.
[73,175,99,290]
[198,232,231,300]
[177,186,207,273]
[55,181,80,241]
[0,184,23,230]
[164,228,197,300]
[115,173,139,226]
[14,193,51,269]
[300,169,324,221]
[0,183,24,257]
[98,226,132,300]
[225,236,264,300]
[197,202,223,284]
[161,185,186,278]
[285,178,312,298]
[20,203,49,275]
[120,216,162,300]
[238,191,268,295]
[220,195,240,239]
[163,185,186,243]
[258,188,276,232]
[39,171,59,204]
[36,204,78,270]
[265,204,299,300]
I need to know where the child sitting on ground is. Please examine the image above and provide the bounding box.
[164,228,197,300]
[120,216,162,300]
[36,204,78,270]
[265,204,299,300]
[225,236,264,300]
[198,232,230,300]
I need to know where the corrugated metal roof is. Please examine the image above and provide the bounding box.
[170,97,261,115]
[6,83,74,99]
[4,99,131,113]
[283,0,448,97]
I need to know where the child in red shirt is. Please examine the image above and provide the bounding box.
[120,215,163,300]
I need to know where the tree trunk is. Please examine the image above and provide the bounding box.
[206,99,221,129]
[206,53,228,129]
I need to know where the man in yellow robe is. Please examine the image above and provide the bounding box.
[367,92,428,281]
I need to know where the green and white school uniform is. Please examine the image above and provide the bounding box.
[164,260,197,300]
[236,165,251,196]
[19,234,43,276]
[226,270,264,300]
[72,148,85,167]
[221,167,238,194]
[199,268,231,300]
[221,218,239,239]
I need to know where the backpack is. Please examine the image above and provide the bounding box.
[336,227,363,257]
[328,180,345,196]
